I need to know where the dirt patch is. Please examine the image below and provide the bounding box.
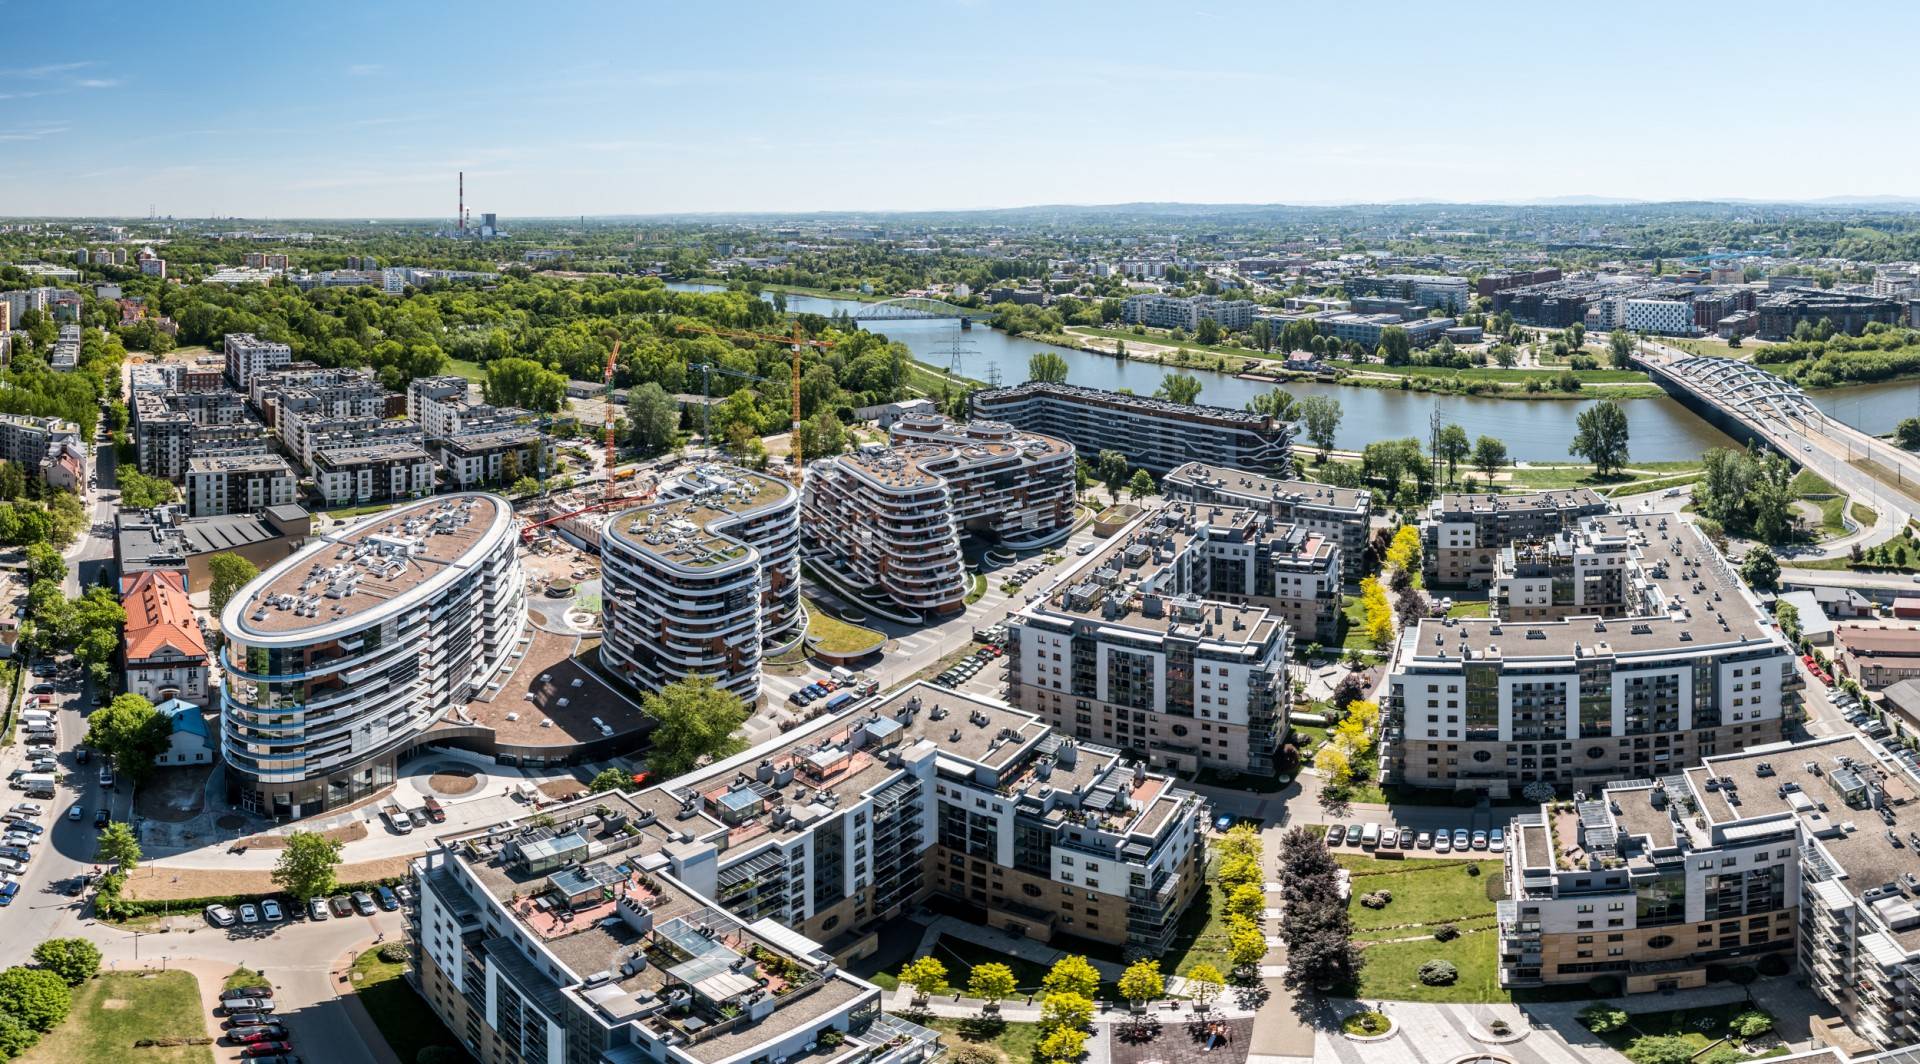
[538,779,586,801]
[428,769,479,796]
[100,998,129,1009]
[238,821,367,850]
[122,854,417,902]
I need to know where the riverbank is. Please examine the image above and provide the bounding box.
[675,276,914,306]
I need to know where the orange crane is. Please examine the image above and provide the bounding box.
[671,320,834,482]
[601,337,627,504]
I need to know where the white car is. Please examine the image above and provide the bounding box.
[1075,543,1096,555]
[1663,487,1682,497]
[8,804,41,818]
[205,904,236,927]
[4,833,39,848]
[65,805,82,822]
[0,858,26,875]
[1380,827,1398,848]
[260,899,284,922]
[239,904,260,925]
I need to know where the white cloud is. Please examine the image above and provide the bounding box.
[74,78,120,89]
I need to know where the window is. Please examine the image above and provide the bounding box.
[1647,934,1674,949]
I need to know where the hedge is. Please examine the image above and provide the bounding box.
[94,873,408,921]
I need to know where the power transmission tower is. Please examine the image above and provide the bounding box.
[1428,408,1443,494]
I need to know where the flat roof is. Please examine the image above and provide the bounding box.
[605,466,792,569]
[223,494,507,642]
[1165,461,1370,513]
[442,628,650,748]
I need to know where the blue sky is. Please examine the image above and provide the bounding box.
[5,0,1919,218]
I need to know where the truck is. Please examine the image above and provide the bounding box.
[419,795,446,823]
[382,804,414,834]
[18,774,54,799]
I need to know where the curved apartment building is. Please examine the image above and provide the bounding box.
[802,414,1075,618]
[219,493,524,819]
[600,465,800,705]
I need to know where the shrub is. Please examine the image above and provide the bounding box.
[1416,960,1457,986]
[1360,891,1393,910]
[1489,1020,1512,1036]
[1699,1047,1746,1064]
[1579,1004,1629,1033]
[951,1047,998,1064]
[377,943,408,964]
[1466,863,1482,877]
[1432,923,1460,943]
[1730,1009,1775,1039]
[1625,1035,1700,1064]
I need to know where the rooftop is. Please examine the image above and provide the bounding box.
[971,380,1282,428]
[1431,488,1609,517]
[606,467,793,569]
[1837,625,1920,657]
[224,494,507,640]
[1165,461,1369,512]
[441,628,650,749]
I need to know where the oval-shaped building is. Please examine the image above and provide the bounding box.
[218,493,525,818]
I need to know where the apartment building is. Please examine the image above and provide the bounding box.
[1121,294,1257,331]
[1007,503,1306,776]
[1389,513,1800,795]
[218,494,524,818]
[132,388,262,481]
[601,466,802,705]
[1320,312,1455,350]
[253,367,399,466]
[1477,268,1563,299]
[122,570,209,706]
[1421,489,1611,588]
[1492,523,1636,622]
[312,440,437,507]
[223,332,292,388]
[1624,298,1697,336]
[436,424,543,488]
[408,375,490,439]
[408,791,941,1064]
[1345,273,1471,314]
[802,415,1075,617]
[49,324,80,369]
[185,454,300,517]
[1163,463,1371,580]
[0,413,85,492]
[971,381,1295,475]
[1758,291,1905,341]
[1497,752,1803,993]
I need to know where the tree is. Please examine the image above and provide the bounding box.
[1096,450,1130,503]
[1028,352,1070,384]
[1226,882,1265,922]
[22,543,63,586]
[1378,326,1412,366]
[1226,914,1268,971]
[967,962,1017,1011]
[1625,1035,1701,1064]
[1776,600,1802,645]
[0,967,69,1032]
[1898,417,1920,451]
[511,476,541,497]
[1608,330,1636,368]
[0,1012,33,1058]
[1299,395,1342,459]
[1741,545,1781,592]
[1195,317,1224,345]
[272,830,345,901]
[96,820,141,871]
[31,939,101,986]
[1037,1026,1088,1064]
[483,357,567,413]
[589,767,640,793]
[1154,373,1203,405]
[85,695,171,786]
[1579,1003,1629,1033]
[1117,959,1164,1008]
[207,553,261,616]
[794,410,848,465]
[1246,389,1299,421]
[899,957,948,1001]
[1571,401,1631,478]
[626,382,681,455]
[1694,448,1796,543]
[1041,955,1101,1000]
[642,678,748,778]
[1435,424,1470,485]
[1040,991,1094,1033]
[1385,525,1422,578]
[116,469,177,509]
[1126,469,1156,501]
[0,462,24,501]
[1185,963,1224,1009]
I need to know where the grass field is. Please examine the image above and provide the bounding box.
[19,970,212,1064]
[1445,600,1490,619]
[1327,359,1650,385]
[926,1017,1042,1064]
[1163,848,1236,978]
[1505,460,1702,492]
[1338,594,1376,651]
[446,357,487,382]
[223,966,268,992]
[1343,855,1508,1003]
[803,597,886,654]
[1591,1001,1789,1060]
[350,947,467,1064]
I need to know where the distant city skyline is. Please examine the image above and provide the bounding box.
[8,0,1920,218]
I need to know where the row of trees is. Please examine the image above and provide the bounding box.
[1276,827,1363,993]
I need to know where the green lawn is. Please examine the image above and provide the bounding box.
[1338,594,1376,651]
[1343,854,1508,1003]
[350,948,468,1064]
[965,573,987,605]
[446,357,487,382]
[19,970,212,1064]
[1327,359,1650,385]
[1791,469,1839,497]
[1068,324,1263,361]
[1854,501,1880,527]
[1505,461,1702,492]
[1819,494,1850,535]
[1163,844,1241,978]
[802,597,887,654]
[928,935,1055,994]
[1446,600,1490,618]
[1592,1001,1784,1059]
[326,502,396,521]
[223,966,269,992]
[925,1017,1042,1064]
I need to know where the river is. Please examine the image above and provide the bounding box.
[669,282,1758,463]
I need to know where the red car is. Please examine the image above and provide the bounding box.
[236,1029,288,1045]
[243,1043,295,1058]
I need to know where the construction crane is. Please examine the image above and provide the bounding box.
[672,321,834,482]
[602,338,623,505]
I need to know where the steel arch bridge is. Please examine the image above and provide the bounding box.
[844,297,992,321]
[1667,356,1821,422]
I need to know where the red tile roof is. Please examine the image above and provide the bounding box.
[123,570,206,662]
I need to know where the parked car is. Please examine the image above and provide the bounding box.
[0,848,32,864]
[375,886,399,911]
[1451,828,1470,850]
[97,767,114,788]
[74,748,88,764]
[243,1042,296,1057]
[1471,830,1489,850]
[239,903,260,925]
[260,899,284,922]
[221,985,274,1003]
[66,805,82,822]
[8,804,42,818]
[395,882,414,904]
[1416,831,1432,849]
[328,895,352,918]
[1490,828,1507,853]
[222,996,275,1014]
[206,905,237,927]
[1325,824,1345,845]
[308,897,328,920]
[93,808,109,828]
[225,1014,278,1031]
[1380,827,1398,848]
[352,891,377,917]
[1398,826,1415,849]
[235,1028,287,1045]
[0,858,26,876]
[1434,833,1452,853]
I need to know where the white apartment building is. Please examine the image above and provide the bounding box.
[802,415,1075,618]
[185,454,299,517]
[1624,298,1696,336]
[1121,294,1257,331]
[223,332,292,388]
[218,494,525,818]
[1422,489,1612,588]
[312,440,437,506]
[1391,513,1800,795]
[1164,462,1373,579]
[1492,524,1637,622]
[601,466,802,704]
[1007,503,1303,777]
